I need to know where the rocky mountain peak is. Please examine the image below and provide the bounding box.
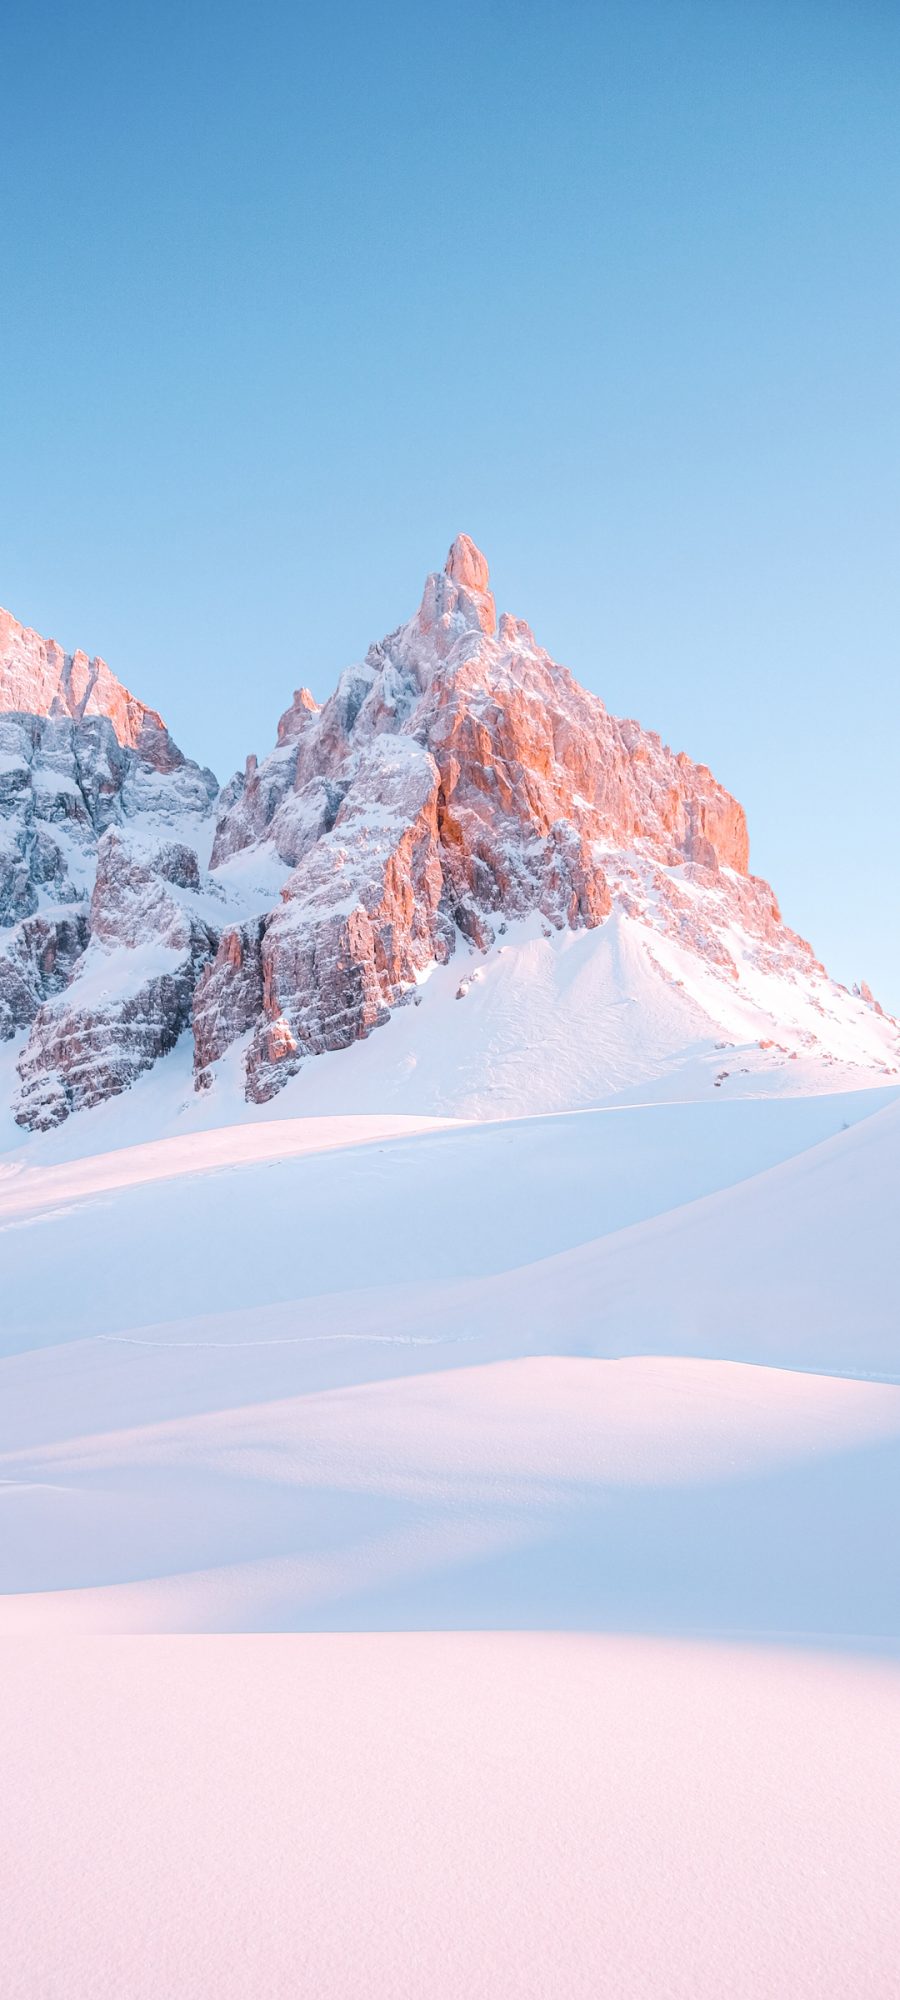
[0,595,220,1124]
[189,537,896,1109]
[2,545,896,1129]
[445,533,491,597]
[416,535,496,646]
[276,687,321,745]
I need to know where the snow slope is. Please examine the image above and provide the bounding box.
[0,907,896,1173]
[0,1091,892,1359]
[2,1068,899,1996]
[2,1086,898,1633]
[246,907,900,1118]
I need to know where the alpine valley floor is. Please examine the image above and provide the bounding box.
[1,1047,899,1997]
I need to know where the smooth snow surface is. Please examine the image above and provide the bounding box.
[3,1351,899,1639]
[3,1072,899,1996]
[2,1087,899,1632]
[0,1112,460,1216]
[3,1636,899,2000]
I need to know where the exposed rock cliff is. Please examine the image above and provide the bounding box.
[0,603,189,764]
[13,828,221,1129]
[0,632,221,1126]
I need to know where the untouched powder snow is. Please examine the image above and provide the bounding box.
[3,1634,899,2000]
[0,1091,893,1359]
[2,1352,899,1640]
[0,1112,461,1215]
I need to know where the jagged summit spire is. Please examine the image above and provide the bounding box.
[416,534,495,642]
[445,534,491,597]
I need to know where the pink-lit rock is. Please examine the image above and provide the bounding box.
[0,604,179,762]
[243,737,450,1100]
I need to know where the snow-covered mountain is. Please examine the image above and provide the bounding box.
[3,557,900,2000]
[0,539,896,1135]
[0,606,221,1127]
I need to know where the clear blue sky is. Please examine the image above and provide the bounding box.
[2,0,898,1004]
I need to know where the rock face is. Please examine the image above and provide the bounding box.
[0,710,216,935]
[13,828,220,1130]
[2,541,897,1127]
[0,910,90,1040]
[0,603,179,760]
[192,918,266,1078]
[246,736,448,1100]
[0,629,221,1127]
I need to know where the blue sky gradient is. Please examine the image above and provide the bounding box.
[2,0,898,1002]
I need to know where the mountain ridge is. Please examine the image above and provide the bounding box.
[0,536,896,1132]
[0,602,187,768]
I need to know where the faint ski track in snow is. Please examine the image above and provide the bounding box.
[94,1331,467,1351]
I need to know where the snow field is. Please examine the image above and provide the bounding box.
[2,1072,899,1997]
[3,1634,899,2000]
